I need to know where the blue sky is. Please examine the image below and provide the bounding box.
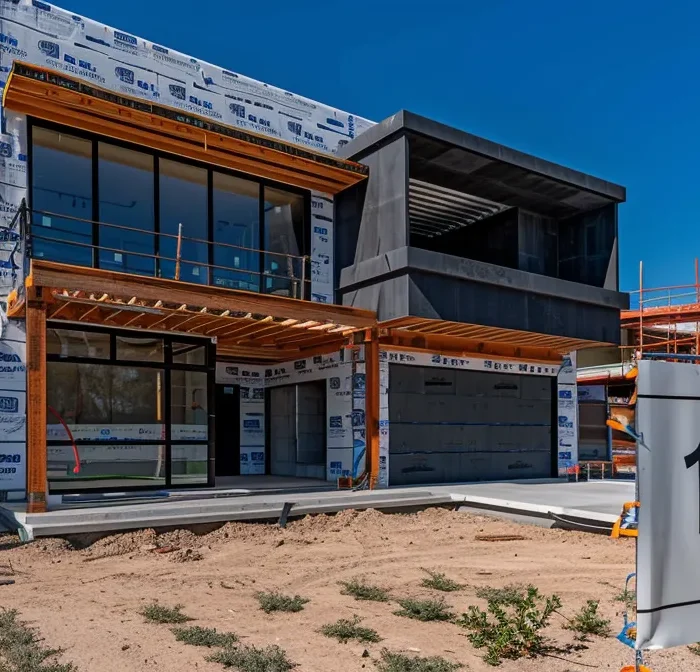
[58,0,700,292]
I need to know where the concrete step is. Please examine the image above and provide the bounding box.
[8,490,454,539]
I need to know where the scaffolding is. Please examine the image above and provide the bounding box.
[622,259,700,358]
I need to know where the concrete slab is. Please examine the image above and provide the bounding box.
[1,480,634,540]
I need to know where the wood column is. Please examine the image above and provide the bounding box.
[26,289,47,513]
[364,328,380,489]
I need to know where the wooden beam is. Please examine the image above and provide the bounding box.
[26,290,47,513]
[365,328,381,489]
[4,63,368,195]
[31,260,376,329]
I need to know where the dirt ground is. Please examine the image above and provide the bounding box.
[0,508,693,671]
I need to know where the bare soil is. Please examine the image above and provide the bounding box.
[0,508,692,671]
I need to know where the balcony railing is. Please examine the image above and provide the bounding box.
[24,203,310,300]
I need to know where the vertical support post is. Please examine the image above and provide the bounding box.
[364,328,380,489]
[638,260,643,358]
[26,289,47,513]
[695,258,699,356]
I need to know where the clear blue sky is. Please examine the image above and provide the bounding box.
[58,0,700,293]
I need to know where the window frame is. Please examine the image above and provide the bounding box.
[46,322,215,493]
[28,117,311,298]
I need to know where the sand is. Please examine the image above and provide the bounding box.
[0,508,693,671]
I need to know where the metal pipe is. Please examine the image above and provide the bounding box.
[175,223,183,281]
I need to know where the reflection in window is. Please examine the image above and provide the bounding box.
[47,362,165,429]
[171,370,208,439]
[47,329,110,359]
[263,187,304,297]
[47,444,166,491]
[171,444,208,484]
[116,336,164,363]
[212,172,259,291]
[172,342,206,366]
[159,159,208,284]
[32,128,93,266]
[98,143,155,275]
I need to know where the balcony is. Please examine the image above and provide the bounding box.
[27,206,310,300]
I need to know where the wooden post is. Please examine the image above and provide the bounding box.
[364,328,380,489]
[26,288,47,513]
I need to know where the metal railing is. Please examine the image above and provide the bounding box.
[25,204,310,299]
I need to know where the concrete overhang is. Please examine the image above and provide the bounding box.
[338,110,626,218]
[339,247,630,311]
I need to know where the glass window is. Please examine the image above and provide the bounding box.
[171,370,208,439]
[47,362,165,431]
[212,172,259,291]
[31,127,93,266]
[263,187,304,297]
[171,444,208,485]
[116,335,164,362]
[98,143,155,276]
[47,329,110,359]
[159,159,208,284]
[172,342,206,366]
[48,444,166,491]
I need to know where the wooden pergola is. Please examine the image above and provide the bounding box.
[14,260,379,513]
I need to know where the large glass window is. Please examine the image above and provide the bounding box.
[159,159,209,284]
[30,123,310,293]
[31,127,93,266]
[212,172,259,291]
[263,187,304,297]
[98,143,155,276]
[46,328,212,492]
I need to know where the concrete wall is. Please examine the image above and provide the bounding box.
[334,135,409,296]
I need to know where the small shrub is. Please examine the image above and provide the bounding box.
[171,625,238,648]
[340,578,390,602]
[614,588,636,610]
[474,584,533,606]
[689,643,700,656]
[320,616,382,644]
[458,585,561,666]
[376,649,461,672]
[207,644,294,671]
[421,570,463,593]
[0,608,77,672]
[140,603,193,624]
[256,591,308,614]
[394,598,454,622]
[565,601,610,637]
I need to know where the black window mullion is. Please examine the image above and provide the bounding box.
[92,138,99,268]
[165,364,172,487]
[302,192,311,299]
[154,154,160,278]
[259,183,265,294]
[207,169,214,287]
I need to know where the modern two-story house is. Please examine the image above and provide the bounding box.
[0,2,627,513]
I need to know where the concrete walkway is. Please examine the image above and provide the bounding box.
[2,480,634,540]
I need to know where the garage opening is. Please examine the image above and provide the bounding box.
[389,365,554,485]
[268,381,327,479]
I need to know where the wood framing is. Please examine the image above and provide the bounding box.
[364,328,381,488]
[25,260,377,362]
[381,316,607,357]
[3,62,368,195]
[26,287,47,513]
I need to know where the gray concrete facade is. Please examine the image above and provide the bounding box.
[335,110,628,345]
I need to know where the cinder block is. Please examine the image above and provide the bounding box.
[521,375,552,401]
